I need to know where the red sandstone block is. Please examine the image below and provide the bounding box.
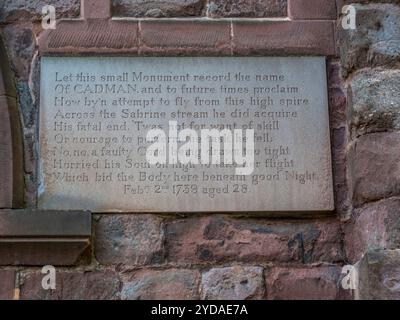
[265,266,350,300]
[140,20,231,56]
[344,198,400,263]
[20,270,120,300]
[207,0,288,18]
[232,20,336,56]
[201,266,265,300]
[81,0,111,19]
[348,132,400,206]
[2,23,36,82]
[165,216,344,264]
[288,0,337,20]
[0,270,15,300]
[39,19,139,55]
[0,0,80,22]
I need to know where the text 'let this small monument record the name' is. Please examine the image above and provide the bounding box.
[39,57,334,212]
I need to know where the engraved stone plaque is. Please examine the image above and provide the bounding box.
[39,57,334,212]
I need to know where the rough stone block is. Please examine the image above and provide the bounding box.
[265,266,345,300]
[338,4,400,76]
[94,215,165,265]
[344,198,400,263]
[0,0,80,22]
[20,270,121,300]
[121,269,199,300]
[165,216,343,264]
[207,0,287,17]
[201,266,265,300]
[233,20,336,56]
[348,69,400,136]
[358,249,400,300]
[348,132,400,206]
[288,0,336,19]
[2,23,36,81]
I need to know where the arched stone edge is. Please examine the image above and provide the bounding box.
[0,35,24,208]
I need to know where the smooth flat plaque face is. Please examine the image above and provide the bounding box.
[39,57,334,212]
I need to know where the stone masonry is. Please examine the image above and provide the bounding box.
[0,0,399,300]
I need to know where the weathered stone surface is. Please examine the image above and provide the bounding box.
[207,0,287,17]
[338,4,400,76]
[140,20,231,55]
[344,198,400,263]
[358,249,400,300]
[348,132,400,206]
[0,270,15,300]
[0,0,80,22]
[348,69,400,136]
[266,266,344,300]
[201,266,265,300]
[166,217,343,264]
[121,269,199,300]
[20,270,121,300]
[233,20,336,56]
[112,0,204,17]
[95,215,165,265]
[2,23,36,81]
[16,81,35,128]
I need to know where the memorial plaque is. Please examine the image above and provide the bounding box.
[39,57,334,212]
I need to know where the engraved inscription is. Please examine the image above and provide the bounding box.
[39,57,334,212]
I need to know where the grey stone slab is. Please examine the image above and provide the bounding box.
[0,210,91,236]
[39,57,334,212]
[0,209,91,265]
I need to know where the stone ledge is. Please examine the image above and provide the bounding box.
[0,210,91,266]
[38,18,337,56]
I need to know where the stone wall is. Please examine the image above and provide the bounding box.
[338,0,400,299]
[0,0,399,300]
